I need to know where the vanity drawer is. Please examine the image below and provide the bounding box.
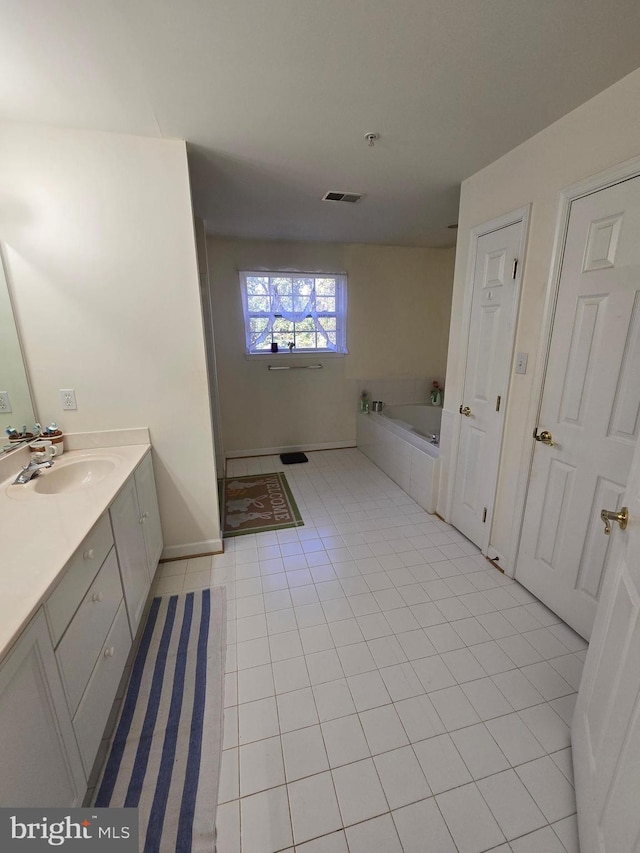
[56,548,125,715]
[47,514,114,645]
[73,600,131,775]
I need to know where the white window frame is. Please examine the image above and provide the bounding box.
[240,271,348,355]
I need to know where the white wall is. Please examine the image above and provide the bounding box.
[194,216,225,477]
[207,237,454,455]
[0,122,220,557]
[442,67,640,570]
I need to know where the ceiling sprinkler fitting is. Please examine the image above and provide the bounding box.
[365,132,380,147]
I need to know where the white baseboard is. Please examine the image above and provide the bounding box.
[225,440,355,459]
[161,538,223,561]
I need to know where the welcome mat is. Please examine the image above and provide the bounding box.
[223,472,304,537]
[94,587,227,853]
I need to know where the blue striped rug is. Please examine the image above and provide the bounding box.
[95,587,227,853]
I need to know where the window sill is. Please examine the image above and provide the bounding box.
[244,351,348,362]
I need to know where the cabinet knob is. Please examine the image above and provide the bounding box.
[83,549,95,560]
[92,591,104,603]
[104,646,115,658]
[142,512,149,519]
[138,517,144,524]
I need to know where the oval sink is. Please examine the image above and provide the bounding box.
[33,458,117,494]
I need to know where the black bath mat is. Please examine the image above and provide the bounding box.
[280,452,308,465]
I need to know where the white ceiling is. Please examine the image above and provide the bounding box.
[1,1,639,247]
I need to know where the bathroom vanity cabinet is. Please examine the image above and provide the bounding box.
[0,448,162,806]
[0,609,87,806]
[110,453,163,637]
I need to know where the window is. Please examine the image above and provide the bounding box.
[240,271,348,354]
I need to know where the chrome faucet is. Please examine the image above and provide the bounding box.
[430,434,440,445]
[13,458,54,484]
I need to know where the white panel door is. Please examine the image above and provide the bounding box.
[517,176,640,639]
[572,411,640,852]
[451,221,523,548]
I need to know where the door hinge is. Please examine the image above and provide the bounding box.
[482,507,487,523]
[512,258,518,279]
[496,395,501,412]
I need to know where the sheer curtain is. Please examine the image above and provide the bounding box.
[240,272,347,353]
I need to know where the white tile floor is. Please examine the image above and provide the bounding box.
[157,449,585,853]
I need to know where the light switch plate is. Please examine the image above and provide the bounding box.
[515,352,528,375]
[0,391,11,413]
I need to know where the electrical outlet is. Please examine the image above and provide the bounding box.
[0,391,11,413]
[515,352,528,375]
[60,389,77,410]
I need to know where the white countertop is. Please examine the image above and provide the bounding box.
[0,437,151,662]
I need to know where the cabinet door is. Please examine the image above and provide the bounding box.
[0,610,86,806]
[110,477,149,637]
[56,548,123,715]
[136,453,163,574]
[73,601,131,776]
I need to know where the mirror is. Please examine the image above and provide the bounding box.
[0,252,37,451]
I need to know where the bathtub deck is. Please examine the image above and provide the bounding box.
[357,412,440,512]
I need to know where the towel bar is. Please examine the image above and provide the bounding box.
[268,364,323,370]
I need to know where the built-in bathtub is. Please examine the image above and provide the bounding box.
[382,404,442,445]
[356,404,442,513]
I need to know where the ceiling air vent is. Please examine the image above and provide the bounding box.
[322,191,364,203]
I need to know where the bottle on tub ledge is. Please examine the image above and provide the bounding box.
[359,390,370,413]
[430,381,443,406]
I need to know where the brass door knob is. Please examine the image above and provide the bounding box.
[601,507,629,535]
[459,405,472,417]
[533,428,554,446]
